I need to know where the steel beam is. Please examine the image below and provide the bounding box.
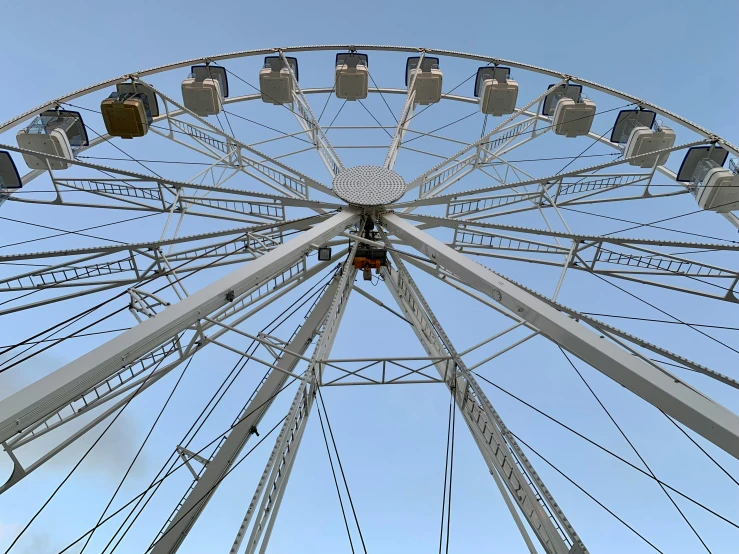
[383,212,739,459]
[149,275,343,554]
[0,249,348,494]
[241,265,358,554]
[383,52,422,170]
[382,254,583,554]
[138,80,336,198]
[0,210,357,447]
[394,139,708,210]
[278,51,344,178]
[396,248,739,394]
[406,80,564,192]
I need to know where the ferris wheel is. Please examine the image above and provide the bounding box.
[0,44,738,554]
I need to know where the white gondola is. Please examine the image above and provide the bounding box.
[335,53,369,101]
[676,146,739,212]
[406,56,443,105]
[542,84,595,137]
[475,66,518,116]
[16,110,88,170]
[552,98,596,137]
[611,109,676,167]
[182,65,229,116]
[101,83,159,139]
[694,159,739,212]
[0,151,22,191]
[259,56,298,105]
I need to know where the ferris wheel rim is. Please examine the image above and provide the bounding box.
[0,42,738,554]
[0,43,736,316]
[2,43,737,233]
[0,42,735,314]
[0,43,736,157]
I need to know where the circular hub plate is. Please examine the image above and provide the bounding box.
[332,165,406,206]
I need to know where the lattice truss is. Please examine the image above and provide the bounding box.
[0,46,737,554]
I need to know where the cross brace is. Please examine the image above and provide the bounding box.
[383,255,583,554]
[149,273,344,553]
[0,210,357,447]
[382,212,739,460]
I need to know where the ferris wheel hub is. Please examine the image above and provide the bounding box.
[332,165,406,206]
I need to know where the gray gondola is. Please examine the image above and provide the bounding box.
[542,83,596,137]
[406,56,443,105]
[259,56,298,105]
[677,146,739,212]
[610,109,676,168]
[335,53,369,101]
[16,110,89,170]
[475,66,518,116]
[182,65,229,116]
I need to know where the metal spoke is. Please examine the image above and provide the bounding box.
[452,230,739,303]
[383,51,423,170]
[401,214,739,302]
[139,80,336,198]
[412,117,539,201]
[0,142,337,216]
[382,212,739,459]
[2,44,738,554]
[391,138,709,211]
[405,80,566,195]
[394,249,739,395]
[381,240,584,554]
[278,51,345,177]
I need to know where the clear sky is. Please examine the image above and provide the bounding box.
[0,1,738,554]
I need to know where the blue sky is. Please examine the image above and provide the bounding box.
[0,1,738,553]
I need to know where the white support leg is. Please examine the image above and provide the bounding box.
[398,248,739,392]
[382,212,739,460]
[242,378,312,554]
[0,247,349,494]
[0,210,358,448]
[149,272,345,554]
[235,252,359,554]
[382,255,583,554]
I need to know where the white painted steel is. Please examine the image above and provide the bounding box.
[0,210,358,445]
[395,247,739,394]
[150,276,342,554]
[382,212,739,459]
[279,50,344,177]
[1,44,738,554]
[383,251,583,554]
[0,45,736,159]
[243,262,358,554]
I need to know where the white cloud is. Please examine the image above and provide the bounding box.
[1,353,150,481]
[0,521,21,547]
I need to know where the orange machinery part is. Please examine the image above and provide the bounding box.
[353,257,383,271]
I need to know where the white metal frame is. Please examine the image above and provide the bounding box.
[1,44,738,554]
[382,212,739,458]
